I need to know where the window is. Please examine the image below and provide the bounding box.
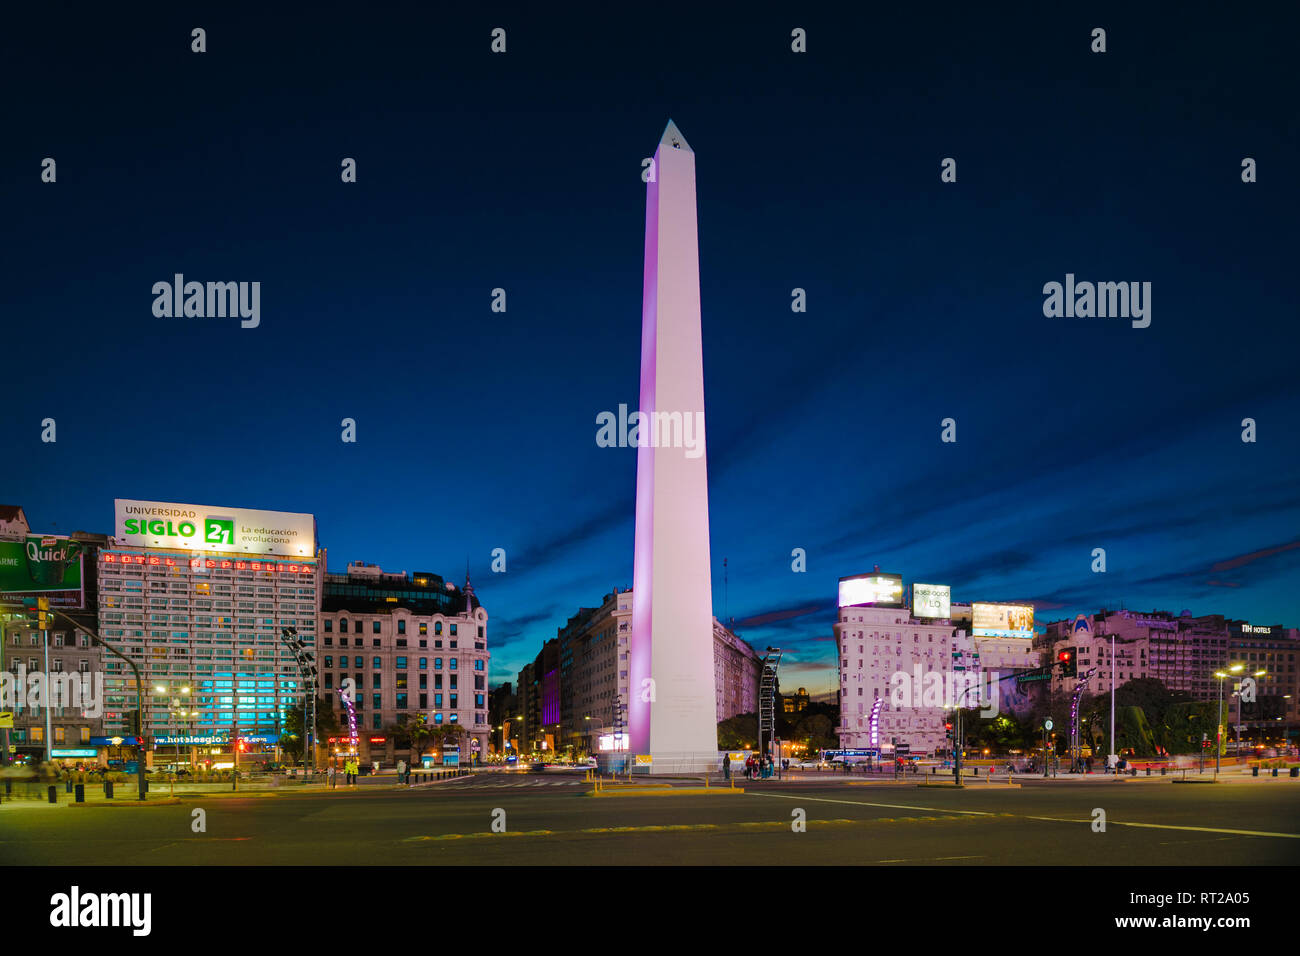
[419,623,428,635]
[324,657,333,668]
[372,693,381,709]
[372,639,380,648]
[434,658,442,670]
[373,657,381,669]
[373,620,381,634]
[340,619,348,633]
[450,625,457,637]
[396,657,407,670]
[434,695,443,708]
[434,622,442,635]
[373,674,382,688]
[419,658,427,670]
[450,658,458,670]
[396,693,408,709]
[324,620,333,633]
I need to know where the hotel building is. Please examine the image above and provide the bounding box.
[95,499,320,763]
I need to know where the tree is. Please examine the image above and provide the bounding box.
[717,714,758,750]
[282,695,339,765]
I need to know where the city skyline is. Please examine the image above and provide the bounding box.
[6,7,1297,692]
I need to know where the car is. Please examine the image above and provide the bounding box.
[528,761,548,773]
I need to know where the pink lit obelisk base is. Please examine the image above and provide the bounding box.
[628,121,719,774]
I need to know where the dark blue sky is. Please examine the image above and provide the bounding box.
[5,4,1297,692]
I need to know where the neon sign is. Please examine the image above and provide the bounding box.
[103,553,314,573]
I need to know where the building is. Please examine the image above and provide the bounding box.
[517,586,761,758]
[715,619,761,721]
[0,505,30,539]
[320,561,490,767]
[836,600,965,756]
[835,580,1042,755]
[780,686,811,716]
[487,682,519,758]
[96,499,320,768]
[1225,622,1298,747]
[0,506,111,766]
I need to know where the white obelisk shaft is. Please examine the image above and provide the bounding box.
[629,121,718,774]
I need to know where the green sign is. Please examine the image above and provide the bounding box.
[0,537,84,608]
[51,748,97,758]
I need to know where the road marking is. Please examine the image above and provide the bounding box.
[1020,814,1300,839]
[752,792,1300,841]
[879,855,984,863]
[746,791,995,816]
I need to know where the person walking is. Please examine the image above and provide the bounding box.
[397,758,407,784]
[722,753,731,781]
[327,763,336,789]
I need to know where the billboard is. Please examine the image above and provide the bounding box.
[0,536,85,609]
[838,573,904,608]
[912,583,951,618]
[114,499,315,558]
[972,602,1035,639]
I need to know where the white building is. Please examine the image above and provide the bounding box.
[835,603,965,755]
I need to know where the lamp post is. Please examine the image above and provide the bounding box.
[48,608,147,801]
[1214,664,1243,776]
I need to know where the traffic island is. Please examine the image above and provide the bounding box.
[587,779,745,797]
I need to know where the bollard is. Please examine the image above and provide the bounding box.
[75,783,85,803]
[1291,767,1298,778]
[48,785,58,804]
[1272,768,1279,777]
[1161,766,1166,775]
[1145,767,1151,776]
[104,780,114,799]
[1252,766,1259,777]
[1130,767,1137,776]
[65,779,73,793]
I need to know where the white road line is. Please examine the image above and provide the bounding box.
[747,791,994,816]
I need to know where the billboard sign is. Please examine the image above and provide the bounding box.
[972,603,1035,639]
[838,572,904,608]
[0,536,85,609]
[912,583,951,618]
[114,499,315,558]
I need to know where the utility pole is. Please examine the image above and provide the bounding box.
[40,598,52,764]
[1108,631,1116,772]
[49,608,147,800]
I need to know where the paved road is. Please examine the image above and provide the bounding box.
[2,776,1297,865]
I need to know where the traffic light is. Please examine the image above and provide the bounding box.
[37,596,49,630]
[1057,648,1077,678]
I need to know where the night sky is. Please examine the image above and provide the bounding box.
[5,4,1297,692]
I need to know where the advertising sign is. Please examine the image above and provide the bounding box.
[912,583,951,618]
[0,536,85,609]
[972,603,1035,639]
[114,499,315,558]
[838,572,904,608]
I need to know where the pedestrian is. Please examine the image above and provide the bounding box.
[722,753,731,780]
[397,758,406,784]
[327,764,336,788]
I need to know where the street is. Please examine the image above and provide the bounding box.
[2,774,1297,866]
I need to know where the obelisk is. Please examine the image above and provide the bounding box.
[628,120,718,773]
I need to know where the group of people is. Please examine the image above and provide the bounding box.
[328,758,361,787]
[743,753,775,779]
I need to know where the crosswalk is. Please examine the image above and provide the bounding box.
[439,777,586,789]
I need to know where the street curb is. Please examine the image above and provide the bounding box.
[68,798,183,808]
